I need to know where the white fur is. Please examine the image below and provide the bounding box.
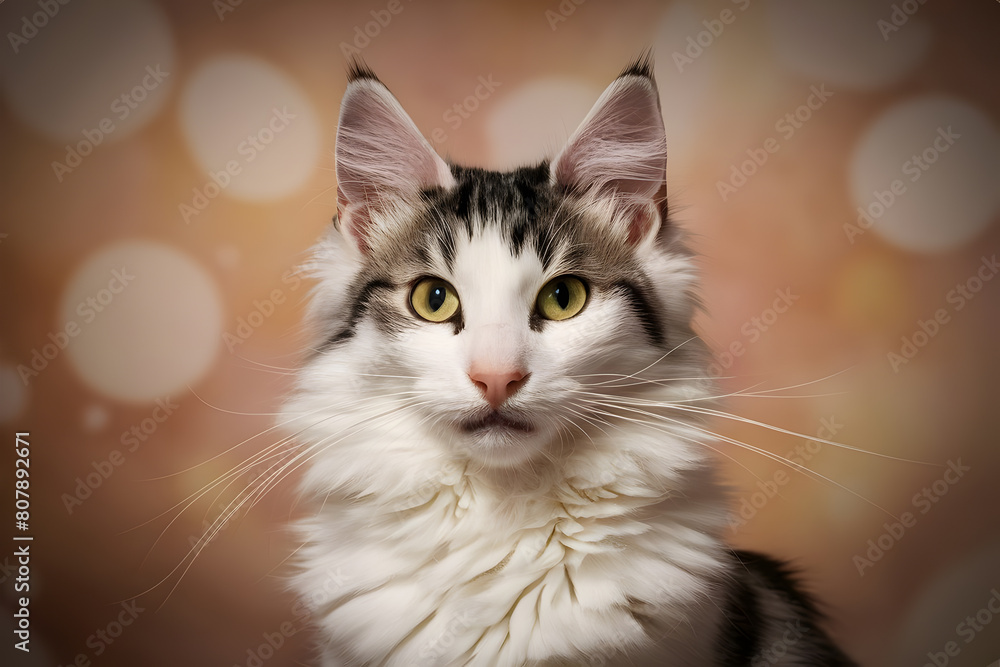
[285,68,734,667]
[284,221,732,666]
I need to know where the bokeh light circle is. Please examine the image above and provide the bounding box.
[60,241,223,403]
[766,0,930,90]
[486,78,604,169]
[0,365,28,422]
[849,96,1000,253]
[0,0,175,142]
[180,55,322,202]
[82,404,110,432]
[893,541,1000,666]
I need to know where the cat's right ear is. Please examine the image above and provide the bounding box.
[335,65,455,255]
[551,56,667,247]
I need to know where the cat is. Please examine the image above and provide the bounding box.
[281,56,857,666]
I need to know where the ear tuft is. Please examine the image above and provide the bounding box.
[552,59,667,246]
[618,49,655,80]
[346,58,380,84]
[335,70,455,254]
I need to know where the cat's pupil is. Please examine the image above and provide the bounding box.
[554,282,569,309]
[428,286,446,312]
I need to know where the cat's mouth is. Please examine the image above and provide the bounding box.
[459,411,535,435]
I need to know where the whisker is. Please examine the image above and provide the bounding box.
[132,391,432,559]
[581,398,901,520]
[142,396,431,605]
[581,336,699,388]
[567,399,768,487]
[591,395,936,466]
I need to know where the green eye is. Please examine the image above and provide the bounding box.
[410,278,460,322]
[536,276,588,321]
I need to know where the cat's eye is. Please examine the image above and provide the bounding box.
[410,278,460,323]
[536,276,588,321]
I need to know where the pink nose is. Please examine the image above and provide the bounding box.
[469,367,529,409]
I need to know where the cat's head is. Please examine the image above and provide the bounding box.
[293,58,710,477]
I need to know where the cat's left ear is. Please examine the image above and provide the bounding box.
[335,64,456,254]
[551,57,667,246]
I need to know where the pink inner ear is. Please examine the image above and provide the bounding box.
[626,204,658,246]
[552,75,667,202]
[335,78,455,251]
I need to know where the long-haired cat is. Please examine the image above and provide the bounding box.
[282,57,857,666]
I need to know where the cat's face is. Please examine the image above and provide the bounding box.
[293,61,708,473]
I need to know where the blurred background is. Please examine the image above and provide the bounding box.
[1,0,998,665]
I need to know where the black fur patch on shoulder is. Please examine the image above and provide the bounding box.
[733,550,824,620]
[717,550,857,666]
[717,562,761,664]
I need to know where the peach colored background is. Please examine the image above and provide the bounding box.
[1,0,999,665]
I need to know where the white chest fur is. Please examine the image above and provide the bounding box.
[293,434,730,667]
